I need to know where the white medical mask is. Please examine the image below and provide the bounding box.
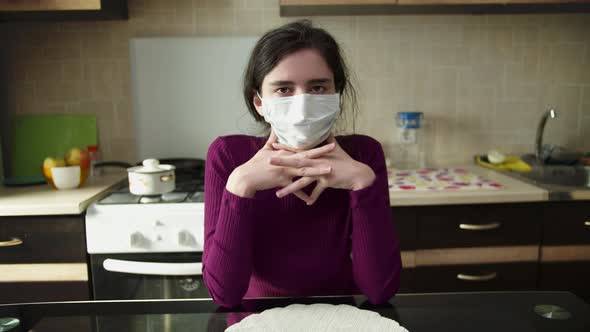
[258,93,340,149]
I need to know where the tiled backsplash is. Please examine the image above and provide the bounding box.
[1,0,589,166]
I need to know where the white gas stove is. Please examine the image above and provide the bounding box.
[85,173,208,301]
[86,188,205,254]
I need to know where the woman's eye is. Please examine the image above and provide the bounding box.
[276,87,292,95]
[310,86,326,93]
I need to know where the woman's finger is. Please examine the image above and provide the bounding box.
[292,190,312,204]
[264,129,279,148]
[295,142,335,159]
[271,142,299,153]
[276,176,316,198]
[326,135,342,152]
[286,166,331,177]
[269,156,314,168]
[306,183,326,205]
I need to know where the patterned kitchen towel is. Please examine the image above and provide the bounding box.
[388,168,502,191]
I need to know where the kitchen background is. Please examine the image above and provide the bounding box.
[1,0,589,167]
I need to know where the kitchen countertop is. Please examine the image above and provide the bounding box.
[0,164,583,215]
[547,186,590,200]
[389,166,548,207]
[0,172,126,216]
[0,291,588,331]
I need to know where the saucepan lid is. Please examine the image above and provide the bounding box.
[127,159,175,174]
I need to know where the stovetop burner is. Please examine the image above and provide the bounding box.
[99,191,204,205]
[99,173,204,205]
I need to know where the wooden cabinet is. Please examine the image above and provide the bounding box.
[393,203,542,294]
[541,201,590,246]
[393,201,590,301]
[538,201,590,303]
[0,215,90,304]
[414,263,538,292]
[0,0,127,22]
[279,0,590,15]
[416,203,541,249]
[392,207,417,292]
[0,217,87,264]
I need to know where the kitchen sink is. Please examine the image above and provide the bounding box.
[518,165,590,188]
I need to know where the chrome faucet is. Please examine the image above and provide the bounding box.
[535,109,557,164]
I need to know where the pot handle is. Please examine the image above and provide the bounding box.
[161,174,175,182]
[93,161,134,169]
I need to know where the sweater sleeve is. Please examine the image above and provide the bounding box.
[203,137,257,308]
[348,136,402,305]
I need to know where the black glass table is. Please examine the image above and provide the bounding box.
[0,291,589,331]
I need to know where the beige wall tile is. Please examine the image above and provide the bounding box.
[579,116,590,151]
[109,137,137,163]
[113,98,135,139]
[67,101,115,158]
[19,101,68,115]
[35,80,82,103]
[62,61,83,80]
[84,61,124,100]
[24,62,63,81]
[583,87,590,107]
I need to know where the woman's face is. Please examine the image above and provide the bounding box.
[253,48,336,116]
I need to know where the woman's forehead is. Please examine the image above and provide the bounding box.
[263,49,334,85]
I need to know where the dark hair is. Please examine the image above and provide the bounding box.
[243,19,357,132]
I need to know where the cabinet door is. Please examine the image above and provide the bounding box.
[397,0,503,3]
[0,281,89,304]
[0,216,87,263]
[280,0,590,16]
[0,215,90,304]
[392,207,417,293]
[0,0,128,21]
[415,263,538,292]
[280,0,397,4]
[392,207,417,251]
[542,201,590,246]
[539,262,590,304]
[417,203,542,249]
[539,202,590,303]
[398,268,415,293]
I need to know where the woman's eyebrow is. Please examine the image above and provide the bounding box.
[307,78,332,84]
[269,80,295,86]
[268,78,333,86]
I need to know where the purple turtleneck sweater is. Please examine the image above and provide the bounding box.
[203,134,401,308]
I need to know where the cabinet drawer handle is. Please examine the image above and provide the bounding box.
[457,272,497,282]
[585,221,590,227]
[0,238,23,247]
[459,222,501,231]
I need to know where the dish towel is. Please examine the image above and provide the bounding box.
[388,168,502,191]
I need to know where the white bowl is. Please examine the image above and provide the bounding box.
[51,166,81,190]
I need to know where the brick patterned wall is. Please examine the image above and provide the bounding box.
[1,0,589,166]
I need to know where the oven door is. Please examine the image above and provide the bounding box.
[90,252,210,300]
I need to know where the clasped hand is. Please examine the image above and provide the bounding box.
[226,130,375,205]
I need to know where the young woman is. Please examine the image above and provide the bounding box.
[203,20,401,308]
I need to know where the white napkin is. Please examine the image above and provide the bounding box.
[225,303,408,332]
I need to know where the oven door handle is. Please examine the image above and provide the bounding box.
[103,259,203,276]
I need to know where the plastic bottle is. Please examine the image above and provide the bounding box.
[88,145,103,176]
[395,112,424,169]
